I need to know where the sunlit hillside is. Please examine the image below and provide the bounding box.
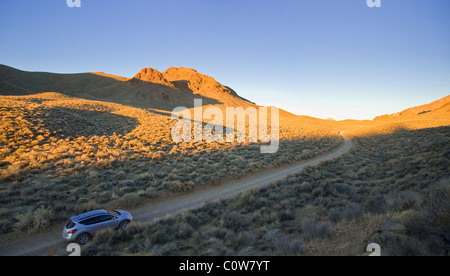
[334,95,450,137]
[0,64,254,111]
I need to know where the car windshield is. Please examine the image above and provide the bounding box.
[106,210,121,216]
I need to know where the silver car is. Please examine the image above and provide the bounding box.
[62,209,133,245]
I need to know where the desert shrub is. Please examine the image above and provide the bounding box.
[150,224,171,244]
[90,221,150,254]
[203,226,228,242]
[151,242,178,256]
[327,203,364,223]
[333,183,354,196]
[0,219,12,234]
[167,180,195,193]
[116,193,142,209]
[13,212,34,232]
[0,164,21,181]
[114,170,127,181]
[180,212,204,229]
[220,211,248,232]
[174,222,194,239]
[365,178,450,256]
[74,199,101,214]
[401,179,450,255]
[233,231,256,249]
[236,246,258,256]
[364,194,388,214]
[278,209,296,222]
[92,228,116,245]
[301,219,331,240]
[389,190,419,212]
[13,206,54,233]
[423,179,450,229]
[276,238,303,256]
[369,232,426,256]
[32,206,54,232]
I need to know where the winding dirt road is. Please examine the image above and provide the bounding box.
[0,135,353,256]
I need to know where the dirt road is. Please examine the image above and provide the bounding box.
[0,135,353,256]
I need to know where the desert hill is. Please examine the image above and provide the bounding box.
[321,95,450,137]
[374,95,450,121]
[0,65,255,111]
[1,64,449,135]
[130,67,174,88]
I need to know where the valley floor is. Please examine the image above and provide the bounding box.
[84,126,449,256]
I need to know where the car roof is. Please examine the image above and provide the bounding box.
[71,209,109,222]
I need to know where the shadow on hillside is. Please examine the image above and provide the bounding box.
[36,106,139,138]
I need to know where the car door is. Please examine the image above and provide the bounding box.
[80,216,104,234]
[96,215,119,230]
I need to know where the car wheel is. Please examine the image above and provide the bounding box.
[118,220,129,230]
[76,233,90,245]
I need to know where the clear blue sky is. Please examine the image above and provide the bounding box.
[1,0,449,120]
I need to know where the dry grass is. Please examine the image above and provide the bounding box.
[0,92,340,235]
[82,126,450,256]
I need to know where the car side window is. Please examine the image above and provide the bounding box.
[99,215,115,223]
[79,216,102,225]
